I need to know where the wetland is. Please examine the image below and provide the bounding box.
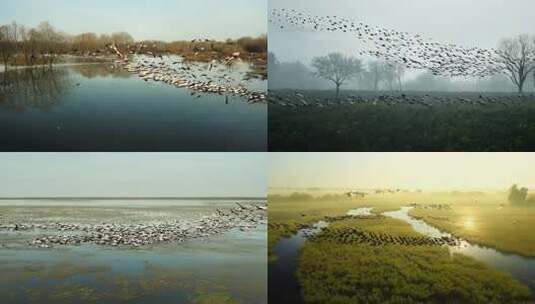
[269,190,535,303]
[0,198,267,304]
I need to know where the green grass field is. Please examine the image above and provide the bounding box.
[269,91,535,151]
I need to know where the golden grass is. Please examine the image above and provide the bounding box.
[269,190,535,257]
[411,204,535,256]
[297,217,531,303]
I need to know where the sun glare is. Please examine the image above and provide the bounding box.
[462,216,476,230]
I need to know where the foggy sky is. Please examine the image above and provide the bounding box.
[1,0,266,41]
[269,0,535,65]
[270,153,535,190]
[0,153,266,198]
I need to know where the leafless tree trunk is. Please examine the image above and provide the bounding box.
[368,61,383,92]
[395,63,405,91]
[498,35,535,94]
[0,23,18,69]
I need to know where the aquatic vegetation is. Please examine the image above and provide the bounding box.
[297,218,532,303]
[194,292,239,304]
[0,260,254,303]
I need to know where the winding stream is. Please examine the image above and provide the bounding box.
[270,206,535,303]
[383,206,535,294]
[268,208,371,303]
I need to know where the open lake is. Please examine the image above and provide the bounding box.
[0,62,266,151]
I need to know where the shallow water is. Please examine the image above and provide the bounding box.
[0,200,267,303]
[0,63,266,151]
[269,208,370,304]
[384,206,535,294]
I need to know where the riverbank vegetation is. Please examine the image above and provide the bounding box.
[297,217,531,303]
[269,189,535,258]
[0,21,266,74]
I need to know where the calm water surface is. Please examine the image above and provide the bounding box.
[0,64,266,151]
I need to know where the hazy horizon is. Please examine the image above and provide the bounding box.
[268,0,535,86]
[270,153,535,191]
[1,0,266,41]
[269,0,535,63]
[0,153,267,198]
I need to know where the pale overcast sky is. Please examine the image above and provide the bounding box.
[1,0,266,41]
[269,0,535,64]
[0,153,266,197]
[270,153,535,190]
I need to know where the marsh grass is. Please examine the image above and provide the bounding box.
[297,217,532,303]
[269,191,535,302]
[411,204,535,256]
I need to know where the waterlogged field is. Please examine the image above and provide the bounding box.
[268,90,535,151]
[410,203,535,257]
[268,190,535,303]
[0,199,267,304]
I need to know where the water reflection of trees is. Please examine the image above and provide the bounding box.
[71,64,130,79]
[0,67,72,112]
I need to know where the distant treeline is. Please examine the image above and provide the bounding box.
[268,52,534,93]
[508,184,535,205]
[0,21,267,68]
[269,192,353,202]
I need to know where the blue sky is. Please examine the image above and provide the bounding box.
[0,153,267,197]
[270,153,535,190]
[1,0,266,41]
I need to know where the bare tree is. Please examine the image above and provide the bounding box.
[311,52,362,98]
[497,34,535,94]
[382,62,397,92]
[111,32,134,45]
[368,60,384,91]
[0,22,19,70]
[394,63,406,91]
[34,21,68,67]
[73,32,98,54]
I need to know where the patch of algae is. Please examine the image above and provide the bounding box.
[194,291,239,304]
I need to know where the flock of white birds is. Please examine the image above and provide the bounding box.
[120,55,266,102]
